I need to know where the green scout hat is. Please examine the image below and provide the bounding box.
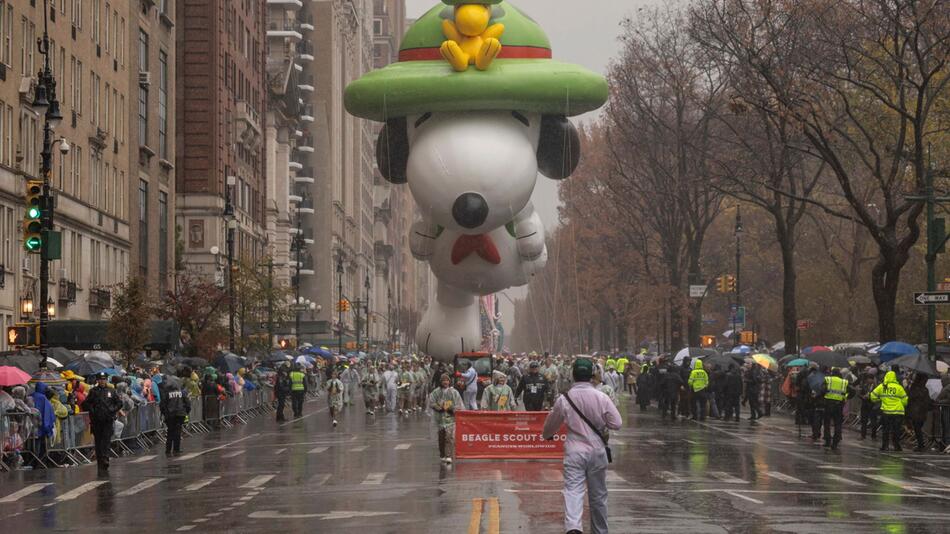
[344,1,608,122]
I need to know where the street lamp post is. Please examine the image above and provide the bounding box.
[734,206,743,347]
[354,274,370,351]
[365,274,371,350]
[32,0,64,368]
[337,253,345,355]
[293,210,303,346]
[224,176,236,352]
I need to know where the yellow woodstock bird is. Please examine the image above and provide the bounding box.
[440,3,504,72]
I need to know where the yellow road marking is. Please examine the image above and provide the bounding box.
[487,497,500,534]
[468,498,484,534]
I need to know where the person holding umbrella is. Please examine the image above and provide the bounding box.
[871,370,909,452]
[81,372,122,475]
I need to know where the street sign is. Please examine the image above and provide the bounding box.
[913,292,950,305]
[729,305,746,328]
[938,283,950,291]
[797,319,815,330]
[689,285,707,298]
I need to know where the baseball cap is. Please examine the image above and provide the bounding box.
[572,358,594,381]
[529,361,540,368]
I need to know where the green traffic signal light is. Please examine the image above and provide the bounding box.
[24,236,42,252]
[27,206,41,219]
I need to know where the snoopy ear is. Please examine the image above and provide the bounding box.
[376,117,409,184]
[536,115,581,180]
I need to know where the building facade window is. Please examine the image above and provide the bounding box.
[139,180,148,276]
[159,50,168,159]
[0,2,11,67]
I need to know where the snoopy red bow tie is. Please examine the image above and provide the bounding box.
[451,234,501,265]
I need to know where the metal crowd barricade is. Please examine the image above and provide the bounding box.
[184,395,211,435]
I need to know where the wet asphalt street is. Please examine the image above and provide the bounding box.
[3,393,950,533]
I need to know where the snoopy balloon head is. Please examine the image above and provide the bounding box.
[345,1,607,362]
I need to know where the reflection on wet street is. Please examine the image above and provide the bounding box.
[3,394,950,533]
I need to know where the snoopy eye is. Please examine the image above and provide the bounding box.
[511,111,530,127]
[414,112,433,129]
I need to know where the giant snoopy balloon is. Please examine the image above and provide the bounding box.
[344,0,607,362]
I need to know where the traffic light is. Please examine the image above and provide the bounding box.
[279,338,289,349]
[725,275,736,293]
[336,299,350,312]
[740,330,757,344]
[7,323,39,348]
[700,335,716,348]
[23,180,44,254]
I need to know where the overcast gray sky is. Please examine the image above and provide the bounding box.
[403,0,649,336]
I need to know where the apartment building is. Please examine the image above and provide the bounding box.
[0,0,147,348]
[175,0,267,279]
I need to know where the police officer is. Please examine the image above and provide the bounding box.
[822,368,853,450]
[871,370,909,452]
[687,359,710,421]
[516,361,549,411]
[274,365,292,422]
[289,364,308,418]
[81,372,122,475]
[160,380,192,456]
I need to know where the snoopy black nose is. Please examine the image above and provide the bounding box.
[452,193,489,229]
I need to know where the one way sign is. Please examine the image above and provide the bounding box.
[914,292,950,305]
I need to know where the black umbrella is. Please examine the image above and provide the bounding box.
[212,352,245,374]
[888,353,939,377]
[48,347,81,364]
[0,352,41,374]
[63,357,111,376]
[704,353,744,370]
[778,354,800,365]
[839,346,869,357]
[804,351,850,369]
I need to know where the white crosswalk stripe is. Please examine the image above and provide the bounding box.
[310,474,331,486]
[222,450,245,458]
[117,478,165,497]
[240,475,276,489]
[175,452,202,462]
[709,471,748,484]
[274,448,286,455]
[656,471,688,483]
[130,455,157,464]
[56,481,109,502]
[606,471,627,484]
[361,472,387,485]
[394,443,411,450]
[863,474,917,491]
[308,446,329,454]
[0,483,54,503]
[351,445,368,452]
[914,476,950,488]
[183,476,220,492]
[825,473,865,486]
[765,471,805,484]
[647,439,665,445]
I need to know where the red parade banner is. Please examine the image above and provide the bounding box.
[454,410,567,460]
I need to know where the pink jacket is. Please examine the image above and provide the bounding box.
[543,382,622,456]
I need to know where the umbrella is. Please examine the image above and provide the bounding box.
[84,351,116,368]
[265,351,291,364]
[31,369,66,386]
[295,355,314,368]
[0,352,41,374]
[877,341,919,364]
[848,355,872,365]
[0,366,32,386]
[304,346,334,358]
[733,345,752,354]
[212,352,245,374]
[937,360,949,374]
[63,358,112,376]
[44,357,64,368]
[888,353,939,377]
[673,347,718,365]
[751,354,778,371]
[48,347,81,364]
[804,351,850,369]
[807,370,827,391]
[839,346,869,357]
[704,353,744,370]
[786,358,810,367]
[801,346,832,354]
[778,354,800,365]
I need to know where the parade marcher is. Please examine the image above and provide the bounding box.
[743,363,762,422]
[382,364,398,413]
[687,359,710,421]
[460,362,479,411]
[325,369,345,427]
[542,356,560,408]
[907,374,933,452]
[484,371,515,411]
[506,359,523,395]
[635,363,652,411]
[543,359,622,534]
[871,370,908,452]
[858,368,880,440]
[517,361,549,411]
[340,365,361,406]
[290,364,308,418]
[160,380,191,456]
[657,362,684,421]
[361,365,380,416]
[274,365,292,422]
[821,368,853,450]
[81,372,122,475]
[429,373,464,463]
[603,365,623,396]
[592,372,618,408]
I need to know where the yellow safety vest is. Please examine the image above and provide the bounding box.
[290,371,306,392]
[688,369,709,392]
[824,376,848,402]
[871,382,908,415]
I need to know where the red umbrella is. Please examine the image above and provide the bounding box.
[0,365,33,386]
